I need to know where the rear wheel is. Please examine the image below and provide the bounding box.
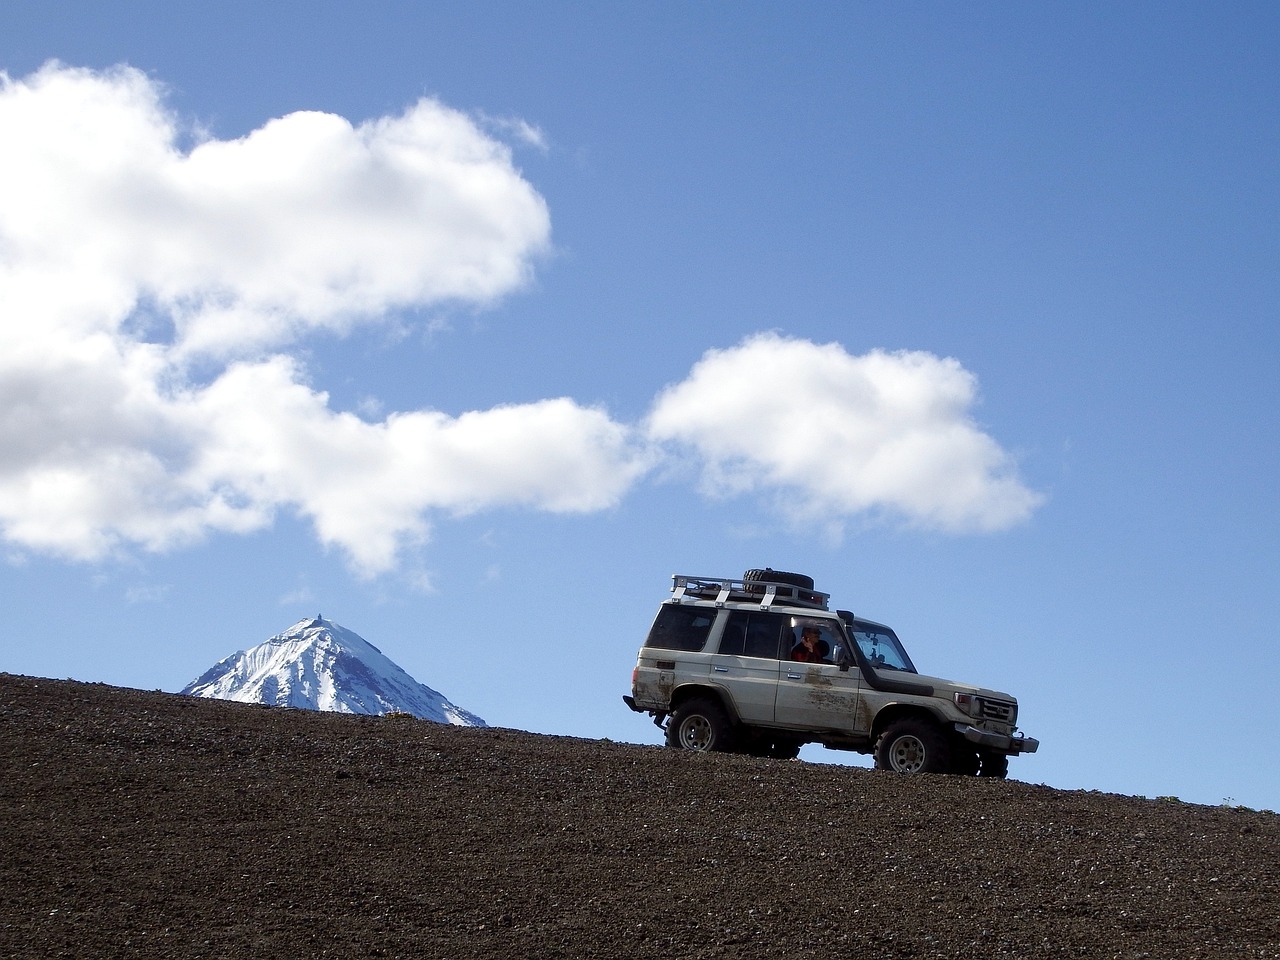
[874,718,951,774]
[666,699,736,753]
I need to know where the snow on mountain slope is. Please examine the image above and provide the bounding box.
[181,617,484,726]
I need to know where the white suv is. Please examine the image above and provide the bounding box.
[624,569,1038,777]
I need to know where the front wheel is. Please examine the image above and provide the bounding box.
[874,718,951,774]
[666,699,736,753]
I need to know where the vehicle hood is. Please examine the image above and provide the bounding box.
[879,669,1016,703]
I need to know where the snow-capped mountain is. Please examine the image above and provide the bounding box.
[181,617,485,726]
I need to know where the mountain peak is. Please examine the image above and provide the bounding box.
[181,618,484,726]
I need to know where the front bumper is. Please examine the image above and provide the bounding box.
[957,724,1039,755]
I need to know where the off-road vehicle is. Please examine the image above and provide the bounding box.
[623,569,1038,777]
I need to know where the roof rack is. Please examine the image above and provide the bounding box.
[669,574,830,611]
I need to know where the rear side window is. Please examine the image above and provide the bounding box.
[645,605,717,652]
[717,610,788,659]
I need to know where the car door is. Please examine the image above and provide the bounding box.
[772,617,867,733]
[708,609,789,725]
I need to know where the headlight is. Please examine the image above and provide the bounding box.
[953,692,982,718]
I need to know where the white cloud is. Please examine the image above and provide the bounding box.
[480,113,549,152]
[0,64,1040,577]
[646,333,1043,533]
[125,582,170,604]
[0,63,646,574]
[0,62,551,358]
[179,358,648,573]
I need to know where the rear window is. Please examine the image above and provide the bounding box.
[645,604,716,652]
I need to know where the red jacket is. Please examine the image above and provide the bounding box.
[790,642,823,663]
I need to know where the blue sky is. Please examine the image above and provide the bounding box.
[2,2,1277,810]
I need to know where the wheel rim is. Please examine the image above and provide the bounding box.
[888,734,928,773]
[679,714,713,750]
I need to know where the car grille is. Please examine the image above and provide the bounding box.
[978,698,1017,725]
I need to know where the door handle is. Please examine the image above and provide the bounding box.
[786,672,803,680]
[713,666,729,673]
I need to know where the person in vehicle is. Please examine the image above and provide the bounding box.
[790,625,828,663]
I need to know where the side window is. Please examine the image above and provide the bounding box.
[717,614,747,656]
[787,618,844,664]
[645,605,716,652]
[718,610,788,659]
[850,624,914,671]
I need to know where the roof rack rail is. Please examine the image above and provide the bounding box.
[669,574,830,611]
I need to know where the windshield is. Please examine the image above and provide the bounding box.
[849,621,917,673]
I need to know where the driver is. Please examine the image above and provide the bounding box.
[790,625,828,663]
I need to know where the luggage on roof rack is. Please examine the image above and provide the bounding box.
[668,573,830,610]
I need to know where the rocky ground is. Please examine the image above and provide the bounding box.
[2,673,1277,959]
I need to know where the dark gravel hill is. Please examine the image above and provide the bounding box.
[2,673,1277,959]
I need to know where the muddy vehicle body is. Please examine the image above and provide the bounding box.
[624,569,1038,777]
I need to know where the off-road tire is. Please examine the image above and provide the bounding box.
[743,568,815,590]
[874,718,951,774]
[978,751,1010,779]
[666,698,736,753]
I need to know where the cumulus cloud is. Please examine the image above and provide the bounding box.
[0,64,1040,576]
[0,62,645,574]
[180,359,646,573]
[0,62,552,358]
[647,333,1043,533]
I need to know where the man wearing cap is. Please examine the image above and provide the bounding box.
[790,625,828,663]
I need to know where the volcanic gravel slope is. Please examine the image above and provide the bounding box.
[2,674,1277,960]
